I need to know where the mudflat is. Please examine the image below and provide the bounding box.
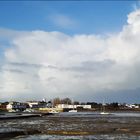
[0,112,140,139]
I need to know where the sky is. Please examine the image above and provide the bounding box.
[0,1,140,103]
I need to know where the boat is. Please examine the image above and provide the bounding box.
[100,100,110,115]
[100,112,110,115]
[69,109,77,112]
[68,100,77,112]
[8,109,16,112]
[49,109,59,114]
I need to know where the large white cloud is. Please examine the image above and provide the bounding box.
[1,9,140,102]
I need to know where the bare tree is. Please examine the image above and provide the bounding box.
[73,101,80,105]
[52,97,61,106]
[61,98,72,104]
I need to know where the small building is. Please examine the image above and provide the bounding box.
[27,101,39,108]
[128,104,139,109]
[56,104,91,109]
[0,102,8,111]
[26,101,50,109]
[6,102,27,111]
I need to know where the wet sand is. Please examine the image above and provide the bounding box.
[0,112,140,139]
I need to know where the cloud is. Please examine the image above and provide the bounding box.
[0,28,29,44]
[8,62,47,68]
[67,59,115,72]
[1,9,140,102]
[49,13,76,28]
[2,68,26,74]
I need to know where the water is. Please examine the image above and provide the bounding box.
[11,134,140,140]
[58,112,140,117]
[1,111,140,118]
[0,112,140,140]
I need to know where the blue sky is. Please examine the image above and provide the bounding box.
[0,1,140,103]
[0,1,137,34]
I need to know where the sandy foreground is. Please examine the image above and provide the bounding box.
[0,112,140,139]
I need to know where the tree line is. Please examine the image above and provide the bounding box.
[52,97,140,110]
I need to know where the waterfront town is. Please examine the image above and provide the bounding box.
[0,98,140,139]
[0,98,139,113]
[1,1,140,139]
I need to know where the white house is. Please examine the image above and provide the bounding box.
[27,101,50,108]
[56,104,91,109]
[27,101,39,108]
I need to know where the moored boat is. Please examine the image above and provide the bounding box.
[69,109,77,112]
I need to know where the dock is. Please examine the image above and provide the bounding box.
[0,112,53,120]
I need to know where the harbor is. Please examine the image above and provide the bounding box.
[1,1,140,139]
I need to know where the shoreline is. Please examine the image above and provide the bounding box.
[0,112,139,139]
[0,112,53,120]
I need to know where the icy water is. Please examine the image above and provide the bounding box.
[0,112,140,140]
